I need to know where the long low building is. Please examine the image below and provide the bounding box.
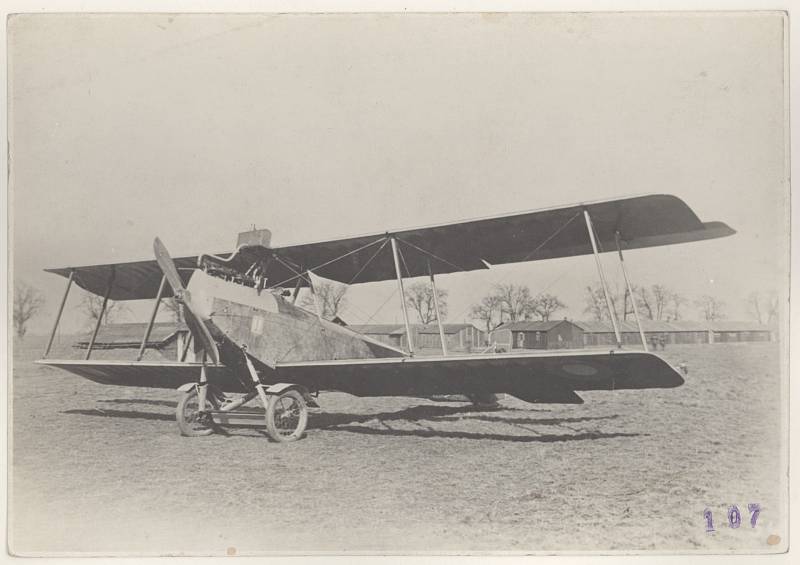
[576,319,774,346]
[707,321,776,343]
[577,320,711,346]
[491,320,584,351]
[491,319,774,349]
[73,322,191,361]
[349,323,486,353]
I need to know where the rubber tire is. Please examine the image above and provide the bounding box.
[176,386,217,437]
[265,390,308,443]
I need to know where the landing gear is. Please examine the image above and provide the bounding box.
[176,386,218,436]
[265,390,308,442]
[175,384,309,441]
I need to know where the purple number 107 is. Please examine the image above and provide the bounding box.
[704,504,761,532]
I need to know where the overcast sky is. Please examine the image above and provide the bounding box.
[9,12,788,336]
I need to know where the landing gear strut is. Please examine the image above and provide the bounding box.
[175,354,309,442]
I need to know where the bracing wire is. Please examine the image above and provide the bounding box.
[335,238,393,325]
[363,286,401,326]
[395,237,471,275]
[447,211,583,324]
[259,209,585,336]
[278,243,388,325]
[286,235,395,337]
[266,236,387,291]
[273,255,313,286]
[346,238,390,286]
[518,211,582,263]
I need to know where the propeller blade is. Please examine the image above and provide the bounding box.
[180,304,220,365]
[153,237,220,365]
[153,237,186,294]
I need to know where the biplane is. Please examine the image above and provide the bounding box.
[38,194,734,442]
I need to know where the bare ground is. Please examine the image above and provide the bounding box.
[9,337,786,555]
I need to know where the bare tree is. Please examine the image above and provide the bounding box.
[583,284,611,321]
[620,287,636,321]
[532,293,566,322]
[14,281,46,338]
[634,285,655,319]
[493,283,535,322]
[472,285,562,332]
[470,294,504,334]
[301,280,348,320]
[78,293,129,329]
[405,281,448,324]
[746,291,779,326]
[651,285,671,320]
[695,295,726,321]
[665,292,688,321]
[633,284,685,321]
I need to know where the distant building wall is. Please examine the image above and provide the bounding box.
[580,321,773,346]
[492,320,584,350]
[545,322,583,349]
[712,330,772,343]
[407,325,486,351]
[492,328,513,351]
[585,330,710,347]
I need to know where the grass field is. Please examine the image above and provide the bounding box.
[9,335,787,555]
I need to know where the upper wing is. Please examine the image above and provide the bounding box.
[45,193,734,299]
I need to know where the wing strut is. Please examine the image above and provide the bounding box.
[615,231,648,351]
[428,261,448,356]
[180,332,193,362]
[291,277,302,304]
[86,268,115,360]
[390,237,414,355]
[43,269,75,358]
[583,210,622,347]
[137,275,167,361]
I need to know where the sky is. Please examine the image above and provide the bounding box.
[8,12,789,336]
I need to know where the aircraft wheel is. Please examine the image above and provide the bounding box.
[176,386,217,437]
[265,390,308,442]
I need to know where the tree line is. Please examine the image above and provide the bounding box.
[302,280,450,325]
[469,284,566,334]
[583,284,778,326]
[12,279,781,339]
[583,282,731,323]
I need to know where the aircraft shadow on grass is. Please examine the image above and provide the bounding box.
[62,402,642,443]
[97,398,178,408]
[62,408,176,422]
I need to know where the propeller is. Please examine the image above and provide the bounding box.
[153,237,220,365]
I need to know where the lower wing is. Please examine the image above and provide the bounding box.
[39,350,683,404]
[273,350,684,403]
[37,360,246,392]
